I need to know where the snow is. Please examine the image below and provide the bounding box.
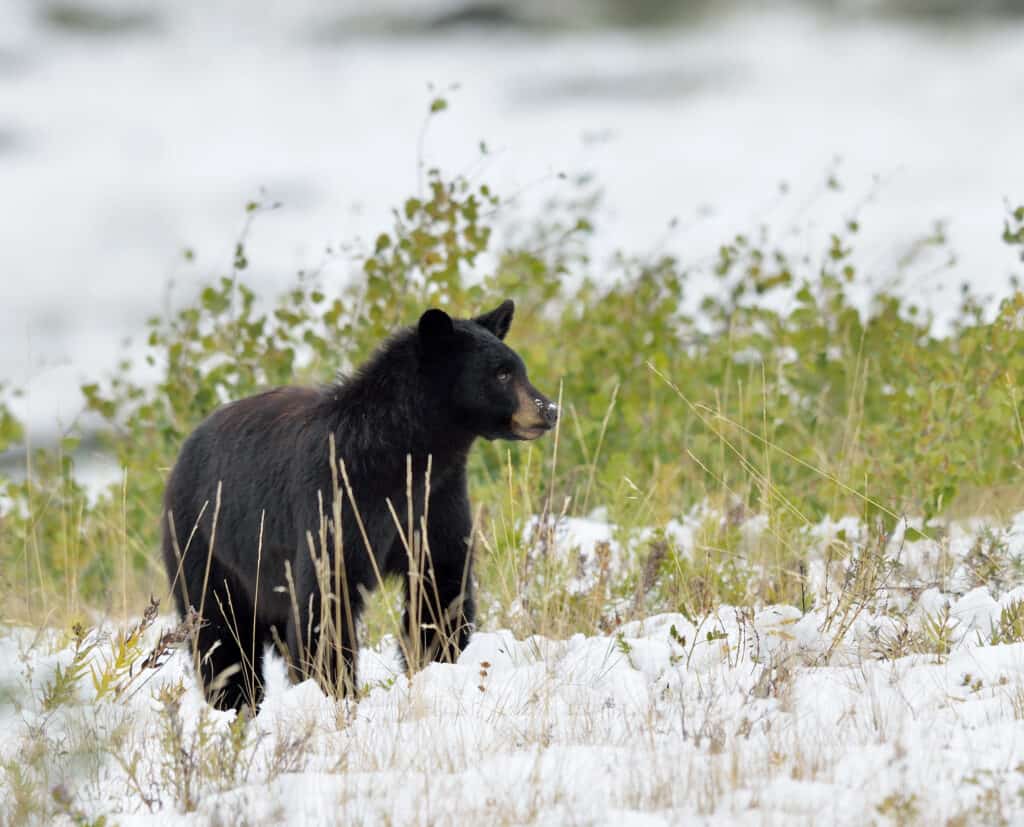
[4,510,1024,823]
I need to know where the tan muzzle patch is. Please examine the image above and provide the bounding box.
[510,382,551,440]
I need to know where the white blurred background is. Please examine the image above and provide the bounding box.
[1,0,1022,448]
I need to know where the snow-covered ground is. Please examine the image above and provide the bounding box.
[5,510,1024,824]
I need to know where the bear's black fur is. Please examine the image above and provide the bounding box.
[161,300,556,711]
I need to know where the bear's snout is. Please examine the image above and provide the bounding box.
[510,383,557,440]
[536,397,559,427]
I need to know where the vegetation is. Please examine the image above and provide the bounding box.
[1,106,1024,824]
[1,107,1023,635]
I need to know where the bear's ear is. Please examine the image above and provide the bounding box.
[474,299,515,340]
[418,308,455,349]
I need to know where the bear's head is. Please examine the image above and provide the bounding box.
[418,299,558,442]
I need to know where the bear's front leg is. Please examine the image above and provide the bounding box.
[400,480,475,671]
[285,545,362,697]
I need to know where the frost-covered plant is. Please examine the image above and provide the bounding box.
[963,529,1016,597]
[989,599,1024,646]
[918,605,957,661]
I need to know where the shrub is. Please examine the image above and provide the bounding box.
[1,131,1022,623]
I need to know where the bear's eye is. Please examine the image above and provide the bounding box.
[496,368,512,384]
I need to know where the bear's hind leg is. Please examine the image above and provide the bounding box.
[190,558,267,713]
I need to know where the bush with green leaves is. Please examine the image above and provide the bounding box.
[1,140,1022,624]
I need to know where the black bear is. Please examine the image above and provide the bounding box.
[161,300,557,711]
